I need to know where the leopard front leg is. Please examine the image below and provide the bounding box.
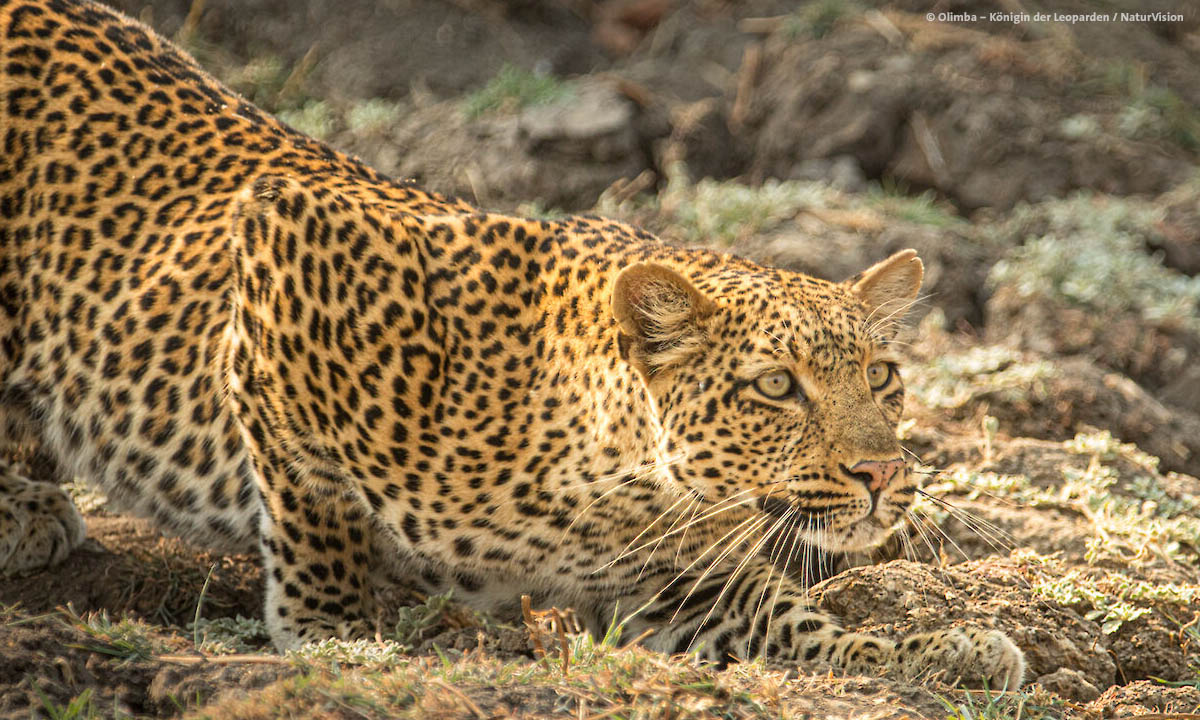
[632,557,1024,689]
[228,304,375,648]
[237,415,375,649]
[256,466,376,650]
[0,459,86,576]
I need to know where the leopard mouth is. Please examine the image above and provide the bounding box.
[756,492,901,552]
[757,492,876,524]
[757,494,795,520]
[756,495,831,540]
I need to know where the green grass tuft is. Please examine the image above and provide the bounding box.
[387,592,455,646]
[989,194,1200,327]
[189,615,272,654]
[347,99,405,135]
[1091,59,1200,151]
[462,65,571,120]
[647,163,833,245]
[65,608,161,664]
[783,0,856,40]
[866,180,963,227]
[35,687,105,720]
[279,100,337,140]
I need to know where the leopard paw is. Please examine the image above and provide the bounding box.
[0,469,87,576]
[268,615,373,650]
[264,571,376,650]
[892,627,1024,689]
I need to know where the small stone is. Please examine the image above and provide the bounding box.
[1036,667,1101,702]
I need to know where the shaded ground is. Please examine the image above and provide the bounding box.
[4,0,1200,718]
[0,516,260,627]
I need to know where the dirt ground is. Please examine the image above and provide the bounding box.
[4,1,1200,718]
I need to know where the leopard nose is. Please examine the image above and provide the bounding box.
[845,458,906,493]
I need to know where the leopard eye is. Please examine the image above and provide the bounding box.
[866,361,892,390]
[754,370,795,399]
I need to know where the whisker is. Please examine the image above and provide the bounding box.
[665,513,774,628]
[560,451,693,542]
[681,508,787,651]
[807,522,821,587]
[730,511,795,655]
[614,505,764,599]
[602,503,753,573]
[670,490,809,646]
[911,506,975,562]
[673,491,708,566]
[601,489,760,570]
[667,489,762,568]
[942,506,1014,551]
[636,493,705,581]
[764,329,791,360]
[755,511,805,657]
[556,450,689,494]
[905,457,1016,556]
[897,526,918,562]
[917,490,1016,552]
[908,512,944,562]
[898,444,927,466]
[619,491,697,573]
[558,472,641,540]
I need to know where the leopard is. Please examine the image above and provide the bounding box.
[0,0,1024,688]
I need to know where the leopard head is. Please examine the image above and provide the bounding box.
[612,250,923,553]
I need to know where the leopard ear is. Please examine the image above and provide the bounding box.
[612,263,716,376]
[847,249,923,326]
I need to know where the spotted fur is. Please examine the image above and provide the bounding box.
[0,0,1023,686]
